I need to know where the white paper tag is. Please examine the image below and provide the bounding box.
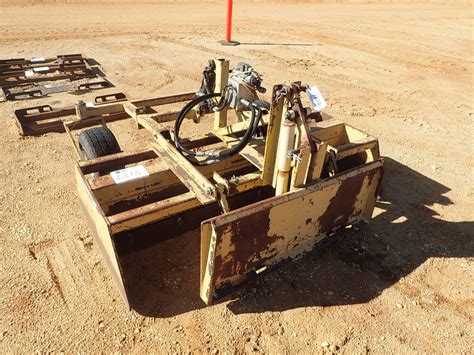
[110,166,149,184]
[31,57,45,62]
[307,85,327,112]
[85,102,95,108]
[33,66,49,72]
[25,70,34,77]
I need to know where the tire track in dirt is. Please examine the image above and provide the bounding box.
[0,30,149,44]
[293,25,470,84]
[40,238,114,309]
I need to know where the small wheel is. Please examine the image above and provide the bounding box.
[78,127,121,160]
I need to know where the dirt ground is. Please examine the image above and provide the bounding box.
[0,2,473,353]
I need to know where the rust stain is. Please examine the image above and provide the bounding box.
[213,208,282,282]
[374,159,385,199]
[205,162,383,298]
[318,168,377,233]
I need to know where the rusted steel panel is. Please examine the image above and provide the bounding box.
[0,68,95,86]
[13,93,127,136]
[108,192,200,233]
[0,53,91,84]
[0,63,89,80]
[0,54,114,101]
[75,166,130,309]
[200,159,383,304]
[0,54,86,70]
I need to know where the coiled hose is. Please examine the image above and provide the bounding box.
[174,92,262,166]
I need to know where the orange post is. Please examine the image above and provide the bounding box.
[226,0,233,42]
[220,0,240,46]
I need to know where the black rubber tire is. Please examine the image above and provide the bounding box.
[78,127,121,160]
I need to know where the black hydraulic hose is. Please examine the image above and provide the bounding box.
[174,93,262,165]
[174,92,221,157]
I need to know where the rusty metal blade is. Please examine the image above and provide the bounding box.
[200,159,384,304]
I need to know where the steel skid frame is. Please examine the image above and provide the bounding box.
[13,92,127,136]
[0,54,111,101]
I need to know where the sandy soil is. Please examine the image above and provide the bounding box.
[0,2,473,353]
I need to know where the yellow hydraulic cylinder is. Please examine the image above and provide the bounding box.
[275,118,296,195]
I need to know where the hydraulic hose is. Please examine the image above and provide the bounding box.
[174,92,262,165]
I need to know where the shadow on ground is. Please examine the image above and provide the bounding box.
[119,157,473,317]
[239,42,312,46]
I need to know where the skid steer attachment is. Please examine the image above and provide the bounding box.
[200,160,382,303]
[73,59,383,309]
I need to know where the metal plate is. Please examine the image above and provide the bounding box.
[13,92,127,136]
[200,159,384,304]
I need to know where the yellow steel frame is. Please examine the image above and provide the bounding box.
[72,58,383,308]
